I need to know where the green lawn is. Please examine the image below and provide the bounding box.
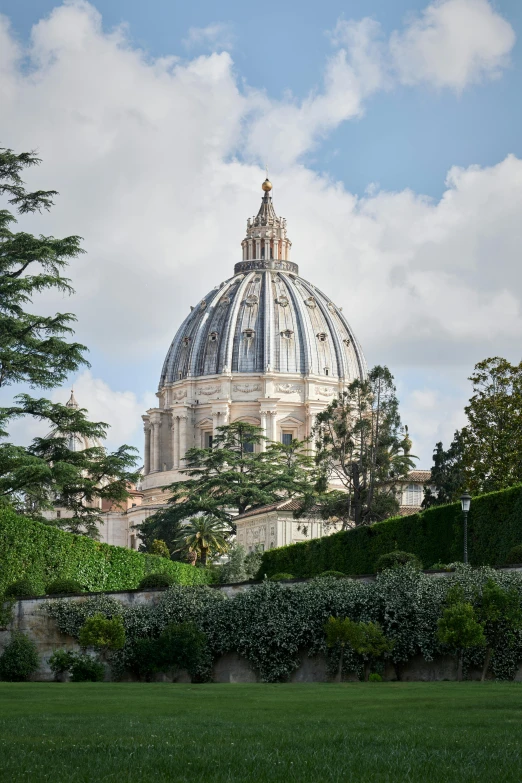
[0,683,521,782]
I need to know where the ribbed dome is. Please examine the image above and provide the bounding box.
[160,269,366,385]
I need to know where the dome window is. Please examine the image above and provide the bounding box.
[327,303,336,313]
[281,329,294,339]
[200,300,207,311]
[343,338,351,346]
[245,294,258,307]
[243,329,255,339]
[209,331,219,342]
[324,367,330,376]
[317,332,328,342]
[276,295,289,307]
[305,297,316,308]
[182,336,190,347]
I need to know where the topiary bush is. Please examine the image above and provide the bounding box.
[138,572,175,590]
[317,571,346,579]
[375,551,422,573]
[506,545,522,565]
[4,578,37,598]
[269,573,295,581]
[368,673,383,682]
[0,632,39,681]
[46,578,84,595]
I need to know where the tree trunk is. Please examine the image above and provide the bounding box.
[481,646,492,682]
[200,547,208,567]
[457,651,463,682]
[363,661,370,682]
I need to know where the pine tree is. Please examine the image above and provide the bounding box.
[307,366,416,528]
[137,422,316,553]
[422,431,466,508]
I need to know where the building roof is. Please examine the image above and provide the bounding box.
[159,185,367,387]
[406,470,432,482]
[234,497,312,521]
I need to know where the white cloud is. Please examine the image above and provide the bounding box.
[390,0,516,91]
[0,0,520,464]
[183,22,235,51]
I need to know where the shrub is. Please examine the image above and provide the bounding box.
[138,572,175,590]
[46,578,84,595]
[70,654,105,682]
[126,622,207,681]
[269,573,294,581]
[259,485,522,578]
[506,544,522,565]
[49,649,76,678]
[375,552,422,573]
[317,571,346,579]
[368,673,383,682]
[0,632,39,681]
[437,601,486,681]
[0,507,213,594]
[79,613,125,651]
[4,578,36,598]
[150,540,170,559]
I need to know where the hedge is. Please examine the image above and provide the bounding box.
[259,485,522,578]
[0,509,213,594]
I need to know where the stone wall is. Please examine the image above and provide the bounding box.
[2,569,522,682]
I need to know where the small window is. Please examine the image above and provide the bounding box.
[56,509,61,519]
[324,368,329,376]
[281,329,294,339]
[243,329,255,339]
[209,331,218,342]
[282,431,293,446]
[205,432,213,449]
[182,336,190,346]
[243,439,254,453]
[317,332,327,342]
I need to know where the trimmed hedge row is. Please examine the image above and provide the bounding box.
[259,485,522,578]
[0,509,213,594]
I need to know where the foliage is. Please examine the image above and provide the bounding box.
[375,551,422,572]
[269,573,295,581]
[462,358,522,495]
[4,578,37,598]
[69,654,105,682]
[138,572,175,590]
[46,578,84,595]
[138,422,316,549]
[475,579,522,681]
[244,546,264,580]
[126,622,207,681]
[48,649,76,678]
[0,507,213,595]
[217,543,248,584]
[45,566,522,683]
[318,571,346,579]
[174,516,229,567]
[506,544,522,565]
[150,540,170,559]
[368,673,382,681]
[79,613,125,651]
[0,632,39,681]
[437,599,486,681]
[422,432,466,508]
[260,485,522,578]
[304,367,415,528]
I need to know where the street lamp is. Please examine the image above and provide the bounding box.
[460,491,471,565]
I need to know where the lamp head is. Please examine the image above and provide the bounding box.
[460,491,471,513]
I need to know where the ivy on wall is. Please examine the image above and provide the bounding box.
[46,566,522,682]
[0,509,213,594]
[259,485,522,578]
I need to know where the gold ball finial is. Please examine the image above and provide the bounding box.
[262,178,272,192]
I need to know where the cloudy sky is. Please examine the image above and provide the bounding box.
[1,0,521,465]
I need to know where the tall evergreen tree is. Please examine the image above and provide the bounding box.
[422,431,466,508]
[0,147,139,535]
[304,366,416,528]
[137,422,316,553]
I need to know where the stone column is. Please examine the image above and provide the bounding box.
[143,422,151,475]
[273,239,279,260]
[151,415,161,473]
[179,414,188,466]
[255,239,261,259]
[260,411,267,452]
[171,414,179,469]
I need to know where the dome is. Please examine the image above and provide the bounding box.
[160,270,365,384]
[160,183,366,386]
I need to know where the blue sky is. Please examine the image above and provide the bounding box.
[1,0,521,464]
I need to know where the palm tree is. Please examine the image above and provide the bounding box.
[174,516,229,567]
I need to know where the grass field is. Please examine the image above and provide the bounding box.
[0,683,521,782]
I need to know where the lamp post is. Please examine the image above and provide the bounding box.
[460,492,471,565]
